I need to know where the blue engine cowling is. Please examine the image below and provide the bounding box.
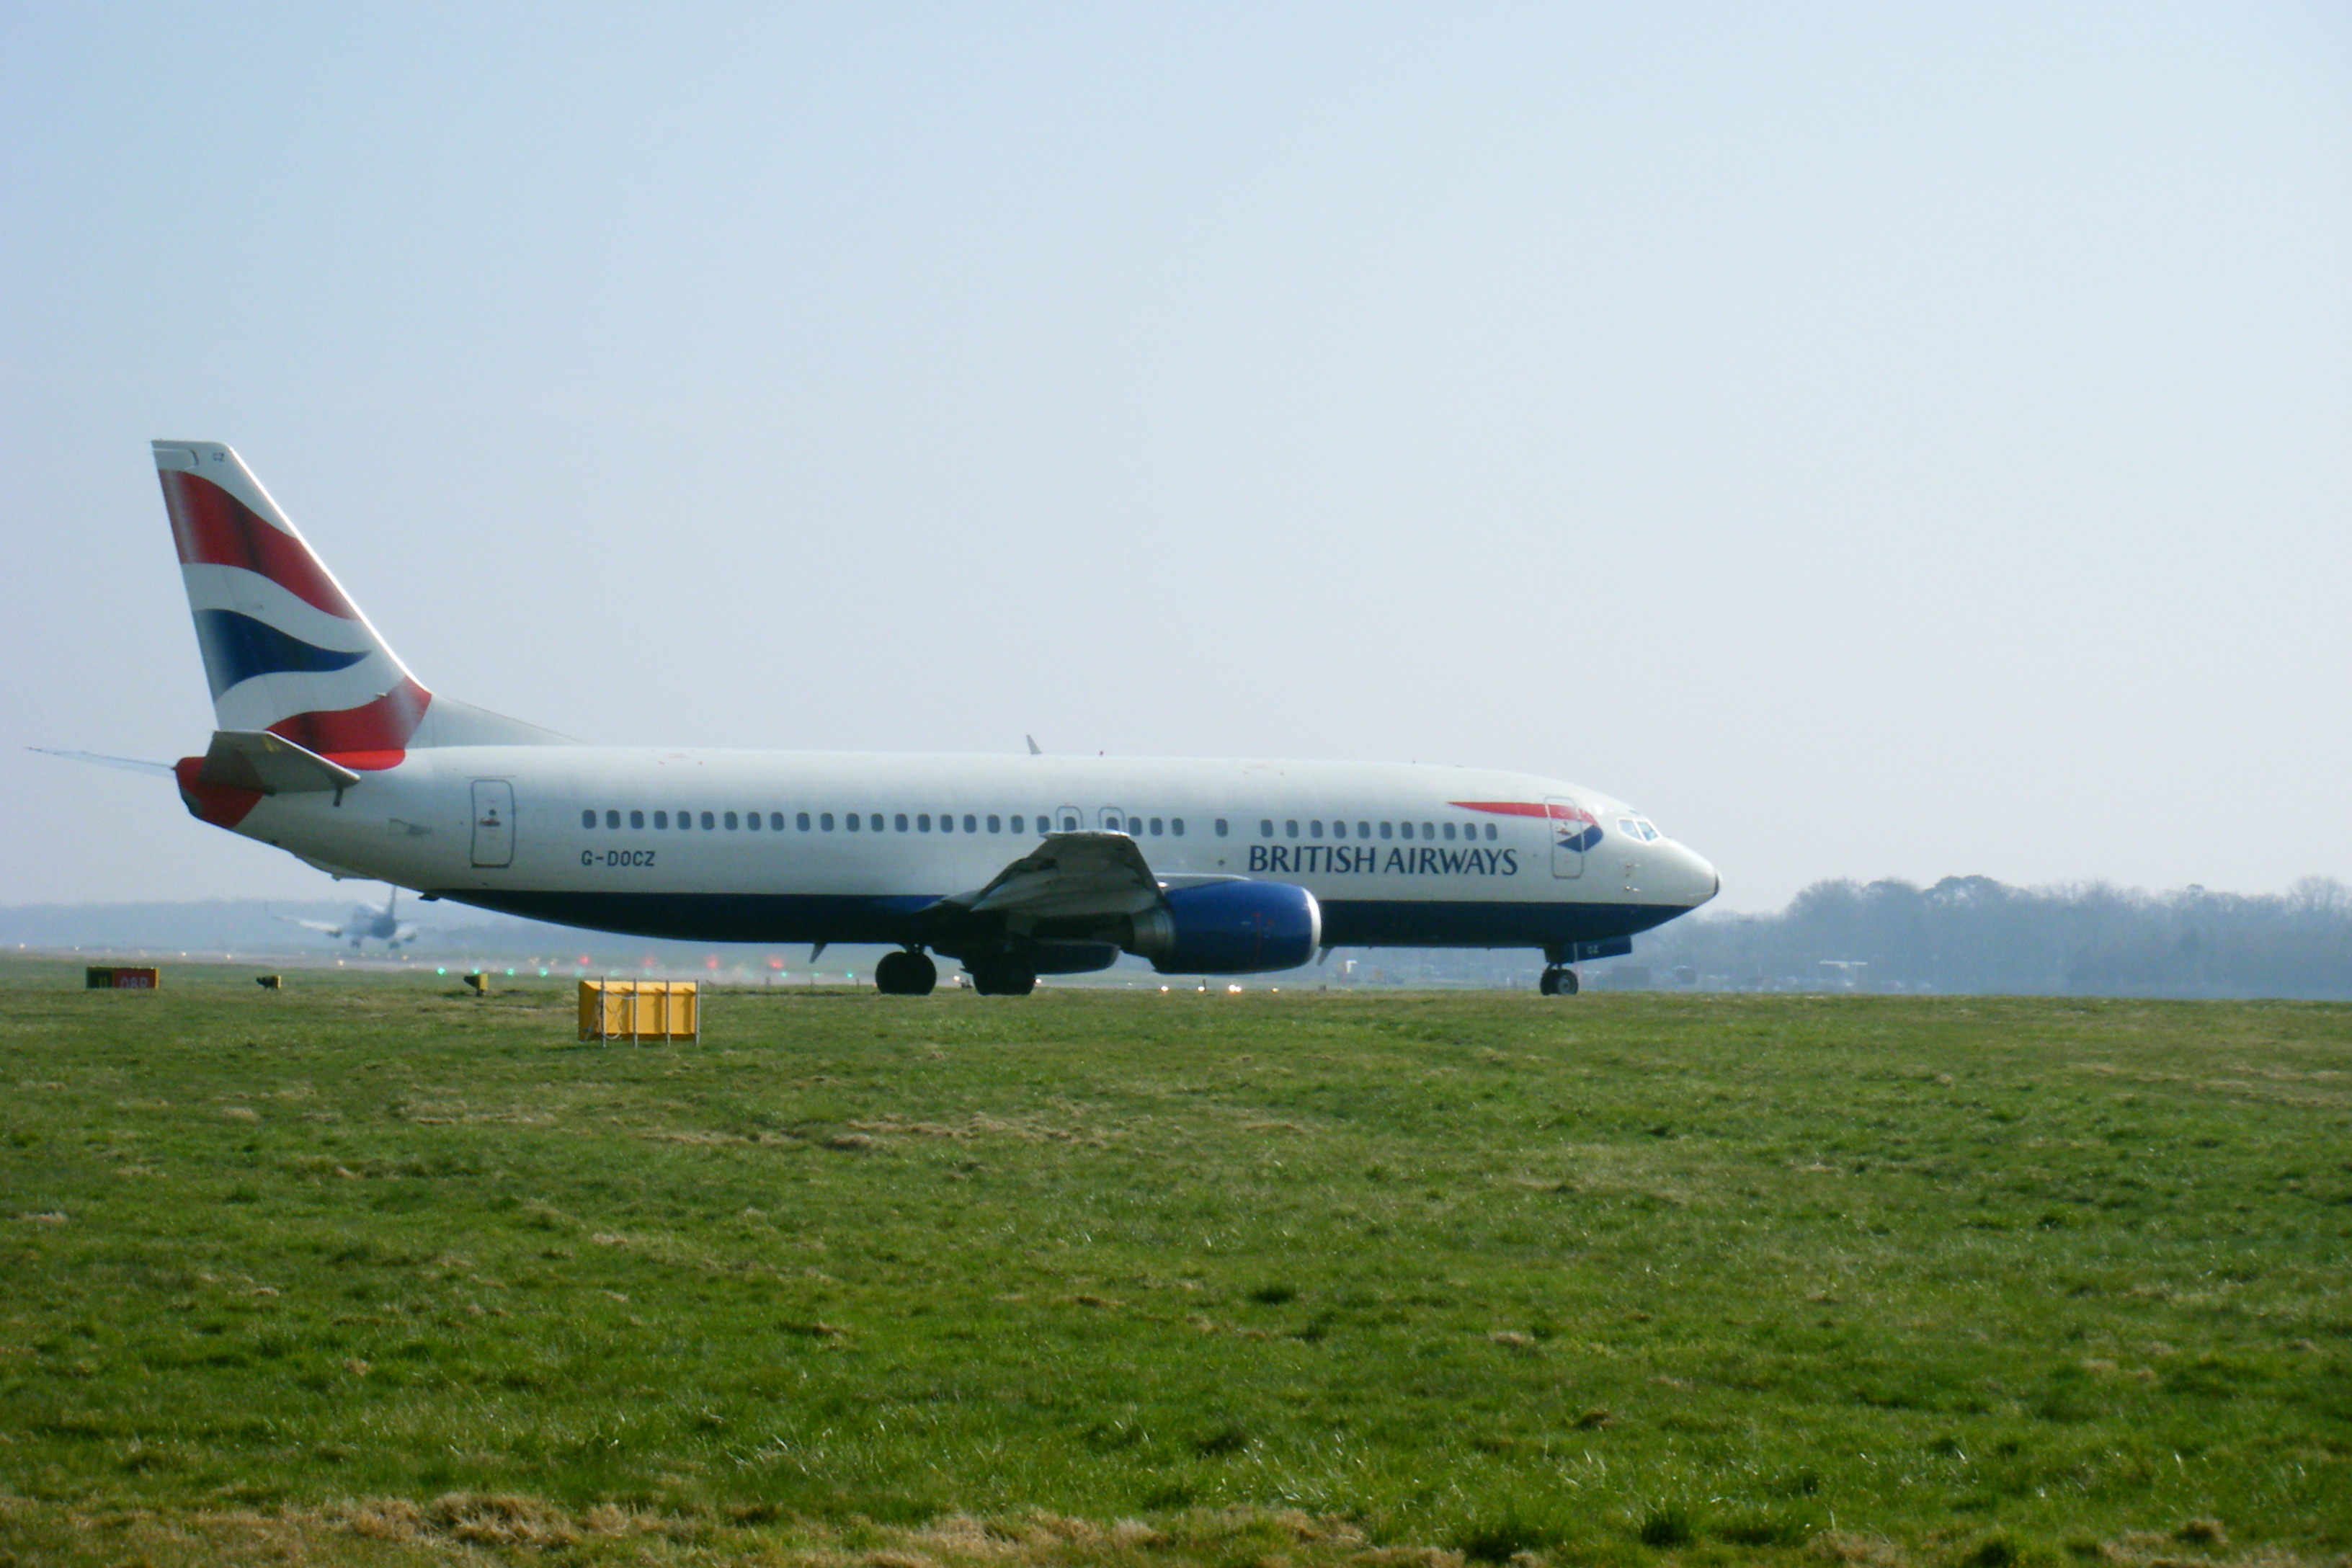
[1125,881,1322,975]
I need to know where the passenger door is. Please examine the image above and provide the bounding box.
[1097,806,1130,835]
[1545,796,1587,880]
[470,780,515,868]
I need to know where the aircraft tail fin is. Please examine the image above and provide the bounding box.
[153,442,574,763]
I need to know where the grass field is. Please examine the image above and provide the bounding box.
[0,961,2346,1566]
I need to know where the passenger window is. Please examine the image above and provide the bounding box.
[1286,820,1298,839]
[654,811,669,829]
[770,812,783,830]
[1329,820,1342,839]
[1484,823,1497,840]
[1010,814,1023,834]
[605,809,620,829]
[1422,822,1435,838]
[987,814,1001,833]
[1358,821,1371,839]
[1443,822,1456,841]
[917,814,930,832]
[703,811,716,830]
[870,814,883,832]
[747,811,760,831]
[631,809,645,829]
[1309,819,1323,838]
[723,811,738,830]
[1173,818,1186,836]
[1380,821,1392,839]
[677,811,692,831]
[963,814,976,833]
[797,811,810,831]
[1061,815,1077,832]
[1212,819,1225,837]
[896,814,909,832]
[582,809,596,829]
[846,814,860,832]
[1260,819,1273,837]
[1149,817,1162,836]
[820,812,834,831]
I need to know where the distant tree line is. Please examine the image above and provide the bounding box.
[1634,876,2352,999]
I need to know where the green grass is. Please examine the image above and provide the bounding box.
[1,959,2346,1564]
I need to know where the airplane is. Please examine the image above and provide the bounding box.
[151,440,1718,997]
[273,886,420,949]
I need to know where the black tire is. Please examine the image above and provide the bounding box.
[1558,967,1580,996]
[1538,967,1559,996]
[876,950,931,995]
[971,958,1037,997]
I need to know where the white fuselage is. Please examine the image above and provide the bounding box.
[220,747,1718,953]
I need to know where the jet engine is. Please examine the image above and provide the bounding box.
[1124,881,1322,975]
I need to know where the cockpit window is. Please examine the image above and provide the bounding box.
[1618,816,1662,842]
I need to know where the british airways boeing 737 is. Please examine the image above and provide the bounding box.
[153,441,1717,995]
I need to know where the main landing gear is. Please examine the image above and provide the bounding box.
[1538,947,1582,996]
[873,949,937,996]
[968,956,1038,997]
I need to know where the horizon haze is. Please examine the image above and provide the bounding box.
[4,4,2346,914]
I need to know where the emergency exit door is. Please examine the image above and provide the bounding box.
[471,780,514,868]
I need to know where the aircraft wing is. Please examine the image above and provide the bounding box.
[929,832,1165,927]
[271,912,344,936]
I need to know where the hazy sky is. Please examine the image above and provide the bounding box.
[4,3,2346,912]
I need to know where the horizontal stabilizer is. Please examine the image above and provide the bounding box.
[27,747,174,777]
[195,730,362,794]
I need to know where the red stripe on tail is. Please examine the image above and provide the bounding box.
[159,470,359,620]
[267,678,431,765]
[173,757,260,828]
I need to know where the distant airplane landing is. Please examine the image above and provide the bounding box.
[275,886,419,949]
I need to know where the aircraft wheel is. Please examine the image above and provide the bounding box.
[970,957,1037,997]
[876,950,932,995]
[1540,966,1579,997]
[904,950,936,995]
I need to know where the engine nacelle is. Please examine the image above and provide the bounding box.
[1126,881,1322,975]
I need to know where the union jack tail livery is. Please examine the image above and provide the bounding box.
[155,443,571,780]
[155,442,428,767]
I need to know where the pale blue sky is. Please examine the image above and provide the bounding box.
[4,3,2346,909]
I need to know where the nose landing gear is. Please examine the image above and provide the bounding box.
[874,949,937,996]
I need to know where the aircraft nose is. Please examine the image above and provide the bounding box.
[1674,845,1721,909]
